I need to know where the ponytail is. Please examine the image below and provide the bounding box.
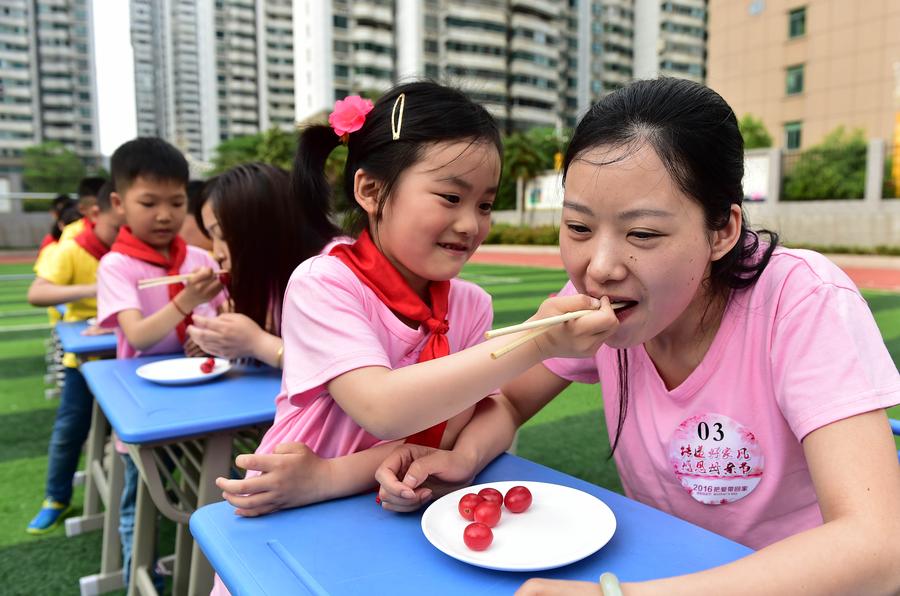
[291,125,343,246]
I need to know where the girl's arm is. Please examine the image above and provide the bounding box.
[518,409,900,596]
[27,277,96,307]
[328,294,614,441]
[187,313,284,367]
[377,363,572,511]
[117,267,222,351]
[215,440,403,516]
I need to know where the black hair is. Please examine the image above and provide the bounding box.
[186,180,205,215]
[563,78,779,455]
[57,205,83,233]
[95,182,114,212]
[291,80,502,236]
[77,176,106,199]
[51,194,74,216]
[186,179,208,237]
[110,137,189,197]
[201,163,325,335]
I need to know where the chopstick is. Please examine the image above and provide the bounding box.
[137,270,229,290]
[488,302,626,360]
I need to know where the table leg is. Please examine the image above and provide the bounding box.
[188,433,233,596]
[128,474,158,596]
[77,407,125,596]
[67,400,108,537]
[172,520,192,595]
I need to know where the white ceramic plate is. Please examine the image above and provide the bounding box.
[421,480,616,572]
[135,357,231,385]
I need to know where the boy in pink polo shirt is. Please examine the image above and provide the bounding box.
[96,137,225,589]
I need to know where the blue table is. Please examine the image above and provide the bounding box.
[80,356,281,596]
[56,320,117,359]
[192,454,753,595]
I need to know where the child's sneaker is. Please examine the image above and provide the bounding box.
[26,499,72,535]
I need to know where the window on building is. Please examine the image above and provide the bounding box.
[784,121,802,149]
[333,15,348,29]
[788,7,806,38]
[785,64,804,95]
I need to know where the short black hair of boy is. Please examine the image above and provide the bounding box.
[95,182,114,212]
[77,176,106,199]
[110,137,189,196]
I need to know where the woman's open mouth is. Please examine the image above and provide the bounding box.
[612,300,639,320]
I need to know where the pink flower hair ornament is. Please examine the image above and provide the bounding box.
[328,96,374,143]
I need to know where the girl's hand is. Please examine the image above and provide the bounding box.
[215,442,330,517]
[516,579,603,595]
[530,294,619,359]
[375,444,479,512]
[187,313,263,360]
[182,336,206,357]
[179,267,223,309]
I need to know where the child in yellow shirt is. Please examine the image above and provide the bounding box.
[26,183,121,534]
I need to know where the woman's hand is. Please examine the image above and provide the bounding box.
[516,579,604,596]
[374,444,479,512]
[187,313,263,360]
[215,442,331,517]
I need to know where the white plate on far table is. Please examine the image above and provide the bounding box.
[135,357,231,385]
[421,480,616,572]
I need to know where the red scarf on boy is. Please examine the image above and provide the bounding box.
[330,229,450,449]
[110,226,191,342]
[74,221,111,262]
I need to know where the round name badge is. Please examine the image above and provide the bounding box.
[668,413,764,505]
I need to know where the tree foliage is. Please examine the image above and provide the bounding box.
[782,127,867,200]
[22,141,86,193]
[495,128,568,210]
[211,127,297,174]
[738,114,772,149]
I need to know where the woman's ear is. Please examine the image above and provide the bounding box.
[711,204,743,261]
[352,169,381,217]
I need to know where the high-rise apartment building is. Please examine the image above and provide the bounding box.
[130,0,295,162]
[294,0,708,133]
[0,0,99,190]
[707,0,899,150]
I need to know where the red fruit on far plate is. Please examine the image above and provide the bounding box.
[504,486,533,513]
[463,522,493,551]
[477,487,503,506]
[473,500,501,528]
[458,493,484,521]
[200,357,215,374]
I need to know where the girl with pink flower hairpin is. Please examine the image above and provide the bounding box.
[210,81,617,531]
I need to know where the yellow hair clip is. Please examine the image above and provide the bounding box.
[391,93,406,141]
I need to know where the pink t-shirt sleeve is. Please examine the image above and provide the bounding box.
[281,258,393,404]
[541,280,601,384]
[96,252,140,328]
[771,281,900,440]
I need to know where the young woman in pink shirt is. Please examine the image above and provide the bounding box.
[376,78,900,595]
